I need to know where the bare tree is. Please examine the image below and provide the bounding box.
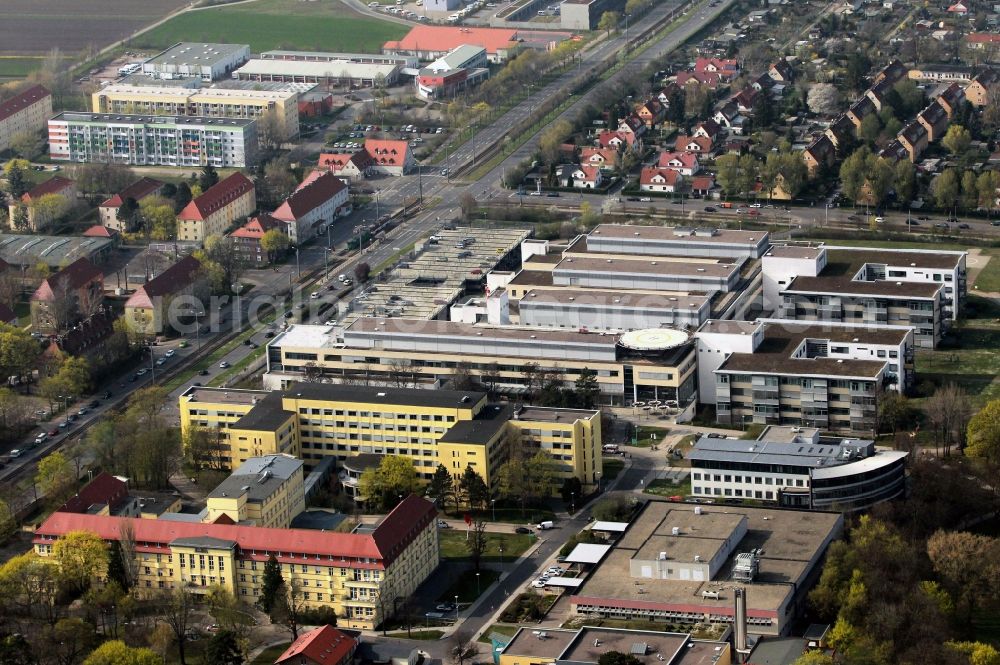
[271,578,306,640]
[387,359,413,388]
[160,587,196,665]
[466,519,488,573]
[449,631,480,665]
[925,382,971,456]
[118,521,138,590]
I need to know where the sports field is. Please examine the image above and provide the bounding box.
[134,0,408,54]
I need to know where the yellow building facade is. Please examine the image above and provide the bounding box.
[93,85,300,142]
[179,384,603,490]
[33,495,439,630]
[205,454,306,528]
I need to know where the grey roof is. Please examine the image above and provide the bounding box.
[285,382,487,409]
[208,454,303,503]
[745,638,807,665]
[231,391,295,431]
[438,403,514,445]
[145,42,249,68]
[0,234,112,268]
[690,435,878,470]
[170,535,237,549]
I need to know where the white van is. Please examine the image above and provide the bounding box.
[536,520,554,530]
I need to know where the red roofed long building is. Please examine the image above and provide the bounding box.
[99,177,165,232]
[177,173,256,244]
[383,26,520,62]
[272,170,350,243]
[275,626,357,665]
[34,494,439,630]
[0,84,52,153]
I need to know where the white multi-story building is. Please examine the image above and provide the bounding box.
[48,112,258,167]
[271,170,350,244]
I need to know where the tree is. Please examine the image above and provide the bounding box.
[864,156,895,208]
[858,113,882,146]
[894,160,916,204]
[71,162,134,203]
[199,164,219,191]
[0,323,40,385]
[877,390,914,437]
[943,125,972,156]
[49,616,98,665]
[115,196,140,232]
[946,642,1000,665]
[977,170,1000,213]
[962,169,980,213]
[106,540,131,592]
[573,367,600,408]
[927,530,1000,621]
[527,451,558,498]
[807,83,841,116]
[206,630,244,665]
[199,235,246,291]
[926,382,971,455]
[0,498,16,543]
[560,477,583,508]
[52,530,108,594]
[598,653,643,665]
[933,169,961,213]
[968,399,1000,467]
[173,181,192,214]
[359,455,420,509]
[139,196,176,240]
[790,653,834,665]
[260,228,290,264]
[207,585,255,640]
[36,451,76,506]
[10,131,44,160]
[428,465,456,512]
[466,520,489,572]
[257,109,285,154]
[4,159,29,199]
[271,577,306,640]
[161,587,196,665]
[258,554,284,613]
[30,193,71,226]
[459,466,489,510]
[259,156,299,206]
[82,640,160,665]
[449,632,479,665]
[355,262,371,283]
[715,154,742,200]
[598,10,620,35]
[11,206,29,232]
[539,119,573,167]
[845,51,872,92]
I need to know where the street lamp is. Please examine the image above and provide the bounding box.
[499,544,503,564]
[476,572,481,596]
[454,595,460,623]
[232,282,243,329]
[194,311,205,350]
[596,471,602,492]
[570,491,575,514]
[491,498,496,522]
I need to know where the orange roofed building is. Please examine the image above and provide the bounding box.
[365,139,416,176]
[33,494,440,630]
[383,26,520,62]
[275,626,357,665]
[124,254,203,336]
[177,173,256,245]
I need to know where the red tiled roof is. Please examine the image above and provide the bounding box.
[23,176,74,203]
[597,130,634,148]
[31,257,103,303]
[35,494,437,566]
[230,213,286,240]
[178,173,254,221]
[276,626,357,665]
[580,147,618,164]
[100,177,164,209]
[0,84,50,123]
[690,175,715,191]
[318,150,374,171]
[574,164,601,182]
[695,57,739,75]
[365,139,411,166]
[272,171,347,222]
[640,167,681,186]
[967,33,1000,43]
[59,472,129,515]
[676,71,722,88]
[84,224,119,238]
[657,151,699,169]
[675,135,712,152]
[124,255,202,310]
[384,26,518,55]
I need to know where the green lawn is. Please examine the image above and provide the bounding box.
[250,643,292,665]
[439,531,532,562]
[631,425,670,447]
[644,477,691,498]
[0,56,45,79]
[973,249,1000,292]
[134,0,407,53]
[478,623,520,643]
[438,568,501,604]
[385,629,445,640]
[601,458,624,483]
[916,322,1000,405]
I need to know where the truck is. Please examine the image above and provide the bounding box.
[536,520,554,530]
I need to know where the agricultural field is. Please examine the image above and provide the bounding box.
[134,0,408,54]
[0,0,189,66]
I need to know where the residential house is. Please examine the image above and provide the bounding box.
[769,60,794,82]
[847,96,877,128]
[275,626,357,665]
[874,59,908,85]
[176,173,256,244]
[617,115,646,139]
[635,98,666,128]
[937,82,967,117]
[825,114,856,150]
[229,213,287,265]
[597,130,639,152]
[695,57,740,80]
[99,177,164,232]
[917,101,950,141]
[0,84,52,153]
[365,139,415,176]
[865,78,895,112]
[123,255,202,336]
[878,139,910,164]
[692,119,723,142]
[802,135,836,177]
[713,103,746,132]
[966,69,1000,106]
[907,64,973,82]
[689,175,715,197]
[271,170,350,244]
[674,134,713,153]
[579,147,620,168]
[897,121,929,162]
[83,225,120,246]
[966,33,1000,50]
[317,150,375,181]
[751,72,776,92]
[733,87,759,114]
[639,167,683,193]
[556,164,603,189]
[30,257,103,334]
[676,70,723,89]
[948,0,969,14]
[656,82,681,105]
[9,176,76,232]
[657,151,700,176]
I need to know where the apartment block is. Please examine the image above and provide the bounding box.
[205,454,306,528]
[0,85,52,153]
[93,84,300,142]
[99,177,165,232]
[34,494,439,630]
[179,384,602,491]
[271,170,350,244]
[689,425,907,511]
[695,320,914,432]
[48,112,258,168]
[762,244,966,348]
[9,176,77,232]
[177,173,256,243]
[263,320,698,406]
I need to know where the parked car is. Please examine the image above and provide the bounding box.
[219,361,230,369]
[515,526,531,534]
[638,197,651,202]
[436,520,451,529]
[703,206,716,212]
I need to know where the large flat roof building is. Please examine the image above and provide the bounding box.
[233,59,403,88]
[499,626,732,665]
[206,454,306,528]
[569,501,843,636]
[587,224,770,259]
[142,43,251,81]
[0,233,113,268]
[695,319,914,432]
[690,425,907,511]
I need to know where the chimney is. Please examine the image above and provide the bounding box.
[734,587,749,655]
